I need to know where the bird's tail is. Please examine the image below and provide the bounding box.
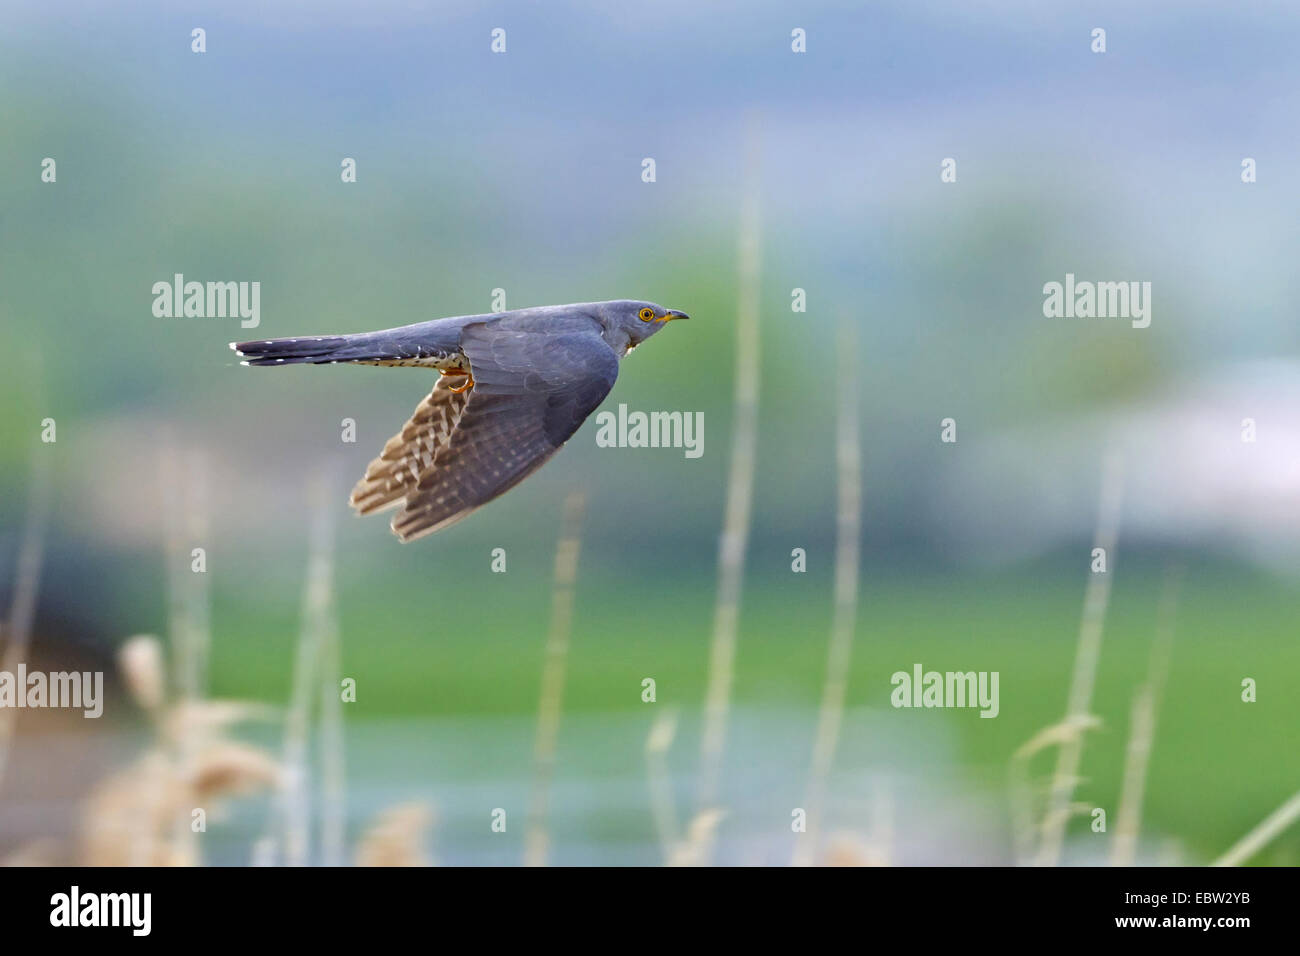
[231,332,397,367]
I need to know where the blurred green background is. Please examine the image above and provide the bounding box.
[1,1,1298,865]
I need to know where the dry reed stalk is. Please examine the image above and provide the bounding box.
[645,707,681,863]
[696,122,763,851]
[356,802,435,867]
[119,634,167,717]
[822,780,895,866]
[80,741,278,867]
[78,634,278,866]
[868,780,894,866]
[81,751,177,867]
[184,451,212,698]
[121,636,167,865]
[667,809,727,867]
[1035,452,1124,867]
[161,448,211,702]
[793,320,862,867]
[159,447,188,864]
[524,491,585,868]
[163,699,272,745]
[191,742,280,803]
[275,481,337,866]
[1213,790,1300,866]
[161,449,212,864]
[1111,565,1182,866]
[1009,714,1101,865]
[1007,754,1036,865]
[317,570,346,868]
[0,447,52,795]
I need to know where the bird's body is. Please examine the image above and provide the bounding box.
[232,300,688,541]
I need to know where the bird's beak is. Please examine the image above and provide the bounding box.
[660,310,690,322]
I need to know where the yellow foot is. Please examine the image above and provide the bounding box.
[443,369,474,393]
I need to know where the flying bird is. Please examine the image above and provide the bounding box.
[232,300,689,541]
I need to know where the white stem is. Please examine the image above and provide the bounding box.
[794,321,861,867]
[276,482,335,866]
[1213,790,1300,867]
[696,121,763,851]
[1035,452,1124,867]
[1111,566,1181,866]
[524,491,585,868]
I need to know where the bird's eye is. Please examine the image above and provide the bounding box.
[638,307,655,322]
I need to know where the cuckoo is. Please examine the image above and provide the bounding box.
[232,300,689,541]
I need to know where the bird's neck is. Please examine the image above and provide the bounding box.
[603,326,634,358]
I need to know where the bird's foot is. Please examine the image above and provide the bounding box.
[443,368,474,393]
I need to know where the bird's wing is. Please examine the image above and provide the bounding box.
[349,377,471,516]
[389,323,619,541]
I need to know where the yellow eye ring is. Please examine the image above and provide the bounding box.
[638,307,656,322]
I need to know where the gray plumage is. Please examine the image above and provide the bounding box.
[232,300,688,541]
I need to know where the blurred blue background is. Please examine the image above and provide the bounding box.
[1,0,1298,865]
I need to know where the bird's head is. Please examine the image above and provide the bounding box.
[594,299,690,349]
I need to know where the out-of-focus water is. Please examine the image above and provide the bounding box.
[9,706,1016,866]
